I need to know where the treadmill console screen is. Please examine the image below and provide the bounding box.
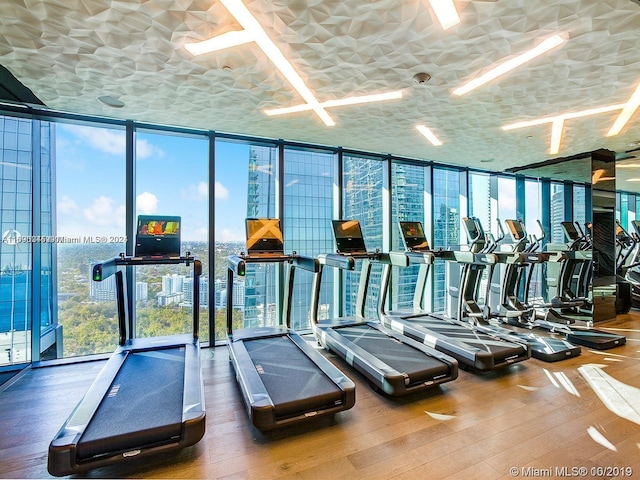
[245,218,284,255]
[463,217,481,240]
[505,219,525,240]
[135,215,181,256]
[399,221,430,251]
[561,221,580,241]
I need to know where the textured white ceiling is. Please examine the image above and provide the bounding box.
[0,0,639,172]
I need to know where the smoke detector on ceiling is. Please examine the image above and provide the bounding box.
[413,73,432,85]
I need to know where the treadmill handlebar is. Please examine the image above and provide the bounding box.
[92,256,202,281]
[317,253,356,270]
[92,259,118,282]
[387,250,433,265]
[291,255,320,273]
[228,253,318,276]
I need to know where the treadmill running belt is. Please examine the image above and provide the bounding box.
[335,325,451,382]
[405,317,524,361]
[244,336,343,419]
[78,347,186,460]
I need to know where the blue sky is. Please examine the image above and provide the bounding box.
[55,124,249,241]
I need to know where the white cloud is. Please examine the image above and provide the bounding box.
[64,125,126,156]
[59,124,164,159]
[215,181,229,200]
[58,195,78,215]
[83,196,126,227]
[219,228,243,242]
[181,181,209,202]
[136,139,165,160]
[136,192,158,214]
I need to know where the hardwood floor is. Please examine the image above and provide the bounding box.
[2,314,640,479]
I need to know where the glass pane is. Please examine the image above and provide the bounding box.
[213,141,277,341]
[432,168,460,312]
[283,148,335,330]
[550,182,566,243]
[497,176,517,227]
[0,116,32,366]
[391,162,425,309]
[343,155,383,317]
[53,122,126,358]
[134,131,209,341]
[469,173,492,233]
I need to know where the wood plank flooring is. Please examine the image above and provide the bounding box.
[2,314,640,479]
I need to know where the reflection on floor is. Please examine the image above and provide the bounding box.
[1,314,640,479]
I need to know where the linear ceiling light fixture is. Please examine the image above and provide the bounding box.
[452,34,566,96]
[428,0,460,30]
[264,90,404,116]
[184,30,254,55]
[503,103,626,155]
[185,0,334,126]
[608,82,640,136]
[185,0,405,126]
[416,125,443,146]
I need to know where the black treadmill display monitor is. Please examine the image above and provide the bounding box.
[505,219,525,241]
[332,220,367,253]
[561,221,580,241]
[399,221,430,251]
[245,218,284,256]
[463,217,481,241]
[135,215,181,257]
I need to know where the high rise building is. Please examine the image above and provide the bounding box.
[89,262,117,302]
[157,273,184,306]
[0,116,56,365]
[391,162,426,309]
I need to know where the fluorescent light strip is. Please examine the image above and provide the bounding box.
[617,163,640,169]
[428,0,460,30]
[220,0,334,126]
[503,104,625,130]
[185,30,254,55]
[503,103,627,155]
[626,178,640,182]
[185,0,334,126]
[549,118,564,154]
[608,83,640,136]
[416,125,443,146]
[453,35,566,96]
[264,90,403,116]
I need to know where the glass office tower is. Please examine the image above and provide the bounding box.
[0,116,56,366]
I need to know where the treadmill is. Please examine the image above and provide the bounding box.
[540,221,625,349]
[462,217,581,362]
[226,218,355,431]
[48,215,205,476]
[310,220,458,396]
[377,221,531,371]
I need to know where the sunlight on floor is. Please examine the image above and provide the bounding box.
[578,364,640,425]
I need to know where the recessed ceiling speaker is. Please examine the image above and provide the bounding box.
[98,95,125,108]
[413,73,432,85]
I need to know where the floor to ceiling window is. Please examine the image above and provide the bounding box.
[468,172,492,236]
[52,121,126,358]
[283,147,336,329]
[497,176,517,239]
[0,116,34,365]
[134,130,209,341]
[391,161,426,309]
[213,140,277,341]
[343,155,384,318]
[432,167,460,312]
